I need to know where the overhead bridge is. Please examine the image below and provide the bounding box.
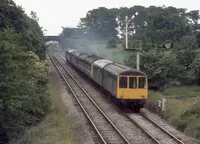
[45,35,64,42]
[45,35,66,49]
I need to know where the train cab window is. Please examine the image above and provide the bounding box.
[119,77,127,88]
[139,77,146,88]
[129,77,137,88]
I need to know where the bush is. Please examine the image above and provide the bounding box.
[106,38,116,48]
[140,49,177,90]
[189,55,200,85]
[0,29,50,144]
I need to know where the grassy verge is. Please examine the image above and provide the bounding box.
[9,72,78,144]
[164,86,200,98]
[146,86,200,138]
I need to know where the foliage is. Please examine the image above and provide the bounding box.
[146,90,162,111]
[62,5,200,89]
[79,7,118,40]
[0,28,49,144]
[126,35,200,90]
[134,49,177,90]
[106,38,117,48]
[171,99,200,138]
[61,27,83,39]
[173,35,198,85]
[189,55,200,84]
[0,1,49,143]
[9,73,77,144]
[0,0,45,60]
[147,87,200,138]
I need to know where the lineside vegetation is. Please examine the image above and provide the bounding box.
[9,69,77,144]
[0,1,50,143]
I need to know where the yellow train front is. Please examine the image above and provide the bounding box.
[92,60,148,111]
[65,50,148,112]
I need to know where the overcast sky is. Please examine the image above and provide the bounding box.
[14,0,200,35]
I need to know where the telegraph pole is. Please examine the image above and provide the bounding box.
[125,16,128,49]
[136,51,140,71]
[124,13,141,71]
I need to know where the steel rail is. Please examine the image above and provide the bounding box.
[56,53,161,143]
[49,54,107,144]
[56,53,184,144]
[50,54,131,144]
[140,112,185,144]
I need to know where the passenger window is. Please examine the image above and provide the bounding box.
[119,77,127,88]
[139,77,146,88]
[129,77,137,88]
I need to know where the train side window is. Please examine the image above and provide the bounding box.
[129,77,137,88]
[139,77,146,88]
[119,77,127,88]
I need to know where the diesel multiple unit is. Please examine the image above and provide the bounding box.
[65,49,148,111]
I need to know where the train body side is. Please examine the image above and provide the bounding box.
[92,59,113,86]
[65,49,148,109]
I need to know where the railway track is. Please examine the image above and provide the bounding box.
[49,54,130,144]
[52,53,186,144]
[140,112,184,144]
[126,113,185,144]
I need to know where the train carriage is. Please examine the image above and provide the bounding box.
[71,52,82,68]
[92,59,113,86]
[84,55,102,77]
[103,63,148,108]
[78,53,89,73]
[65,49,148,111]
[65,49,76,62]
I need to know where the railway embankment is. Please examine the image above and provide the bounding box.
[146,87,200,140]
[9,60,78,144]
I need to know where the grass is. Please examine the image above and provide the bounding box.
[146,90,162,112]
[146,86,200,139]
[9,72,78,144]
[164,86,200,98]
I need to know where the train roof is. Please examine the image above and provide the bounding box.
[79,53,89,61]
[73,51,83,57]
[104,63,146,76]
[85,55,103,64]
[93,59,113,69]
[68,49,76,53]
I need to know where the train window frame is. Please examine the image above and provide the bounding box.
[119,76,128,88]
[129,77,137,89]
[139,77,146,88]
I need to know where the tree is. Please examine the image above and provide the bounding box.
[0,1,49,143]
[173,35,198,84]
[0,0,45,60]
[79,7,118,40]
[61,27,83,39]
[0,28,49,144]
[30,11,39,22]
[141,50,177,90]
[189,55,200,84]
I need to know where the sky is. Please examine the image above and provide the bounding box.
[14,0,200,36]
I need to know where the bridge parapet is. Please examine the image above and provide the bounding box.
[45,35,64,42]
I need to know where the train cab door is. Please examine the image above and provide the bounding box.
[117,76,128,99]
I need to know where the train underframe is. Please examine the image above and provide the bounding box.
[118,99,146,112]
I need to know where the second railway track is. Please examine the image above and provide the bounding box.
[50,54,130,144]
[50,53,186,144]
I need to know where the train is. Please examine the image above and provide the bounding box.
[65,49,148,112]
